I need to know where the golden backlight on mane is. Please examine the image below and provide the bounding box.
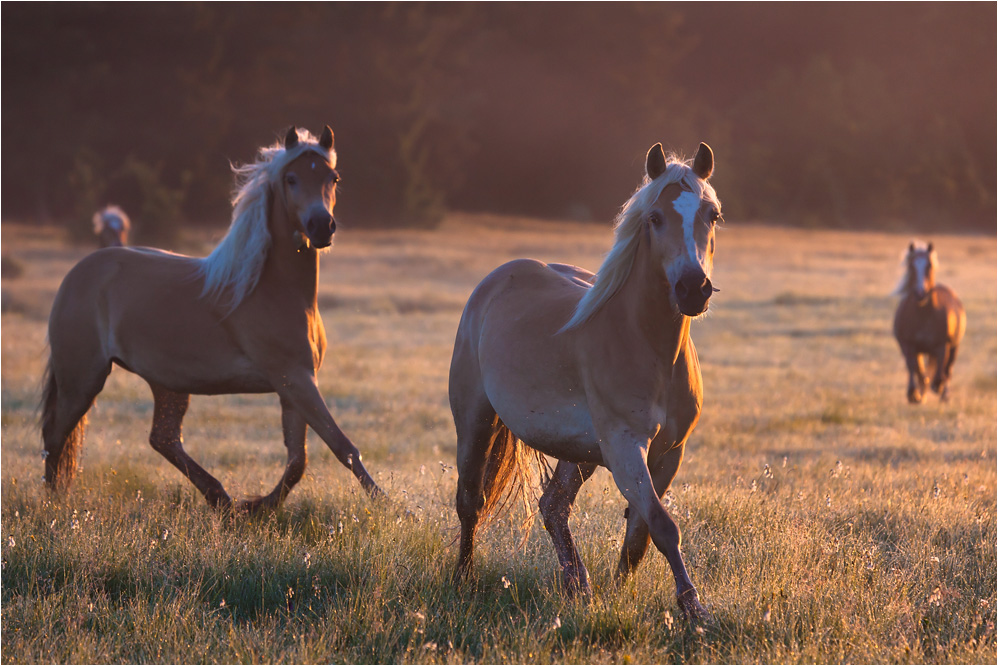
[199,127,336,313]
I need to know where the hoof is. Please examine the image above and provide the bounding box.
[206,490,233,510]
[561,570,592,599]
[237,495,278,515]
[907,389,923,404]
[678,588,713,626]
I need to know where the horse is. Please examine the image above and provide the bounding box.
[92,205,131,248]
[449,141,721,623]
[893,241,966,403]
[42,126,384,511]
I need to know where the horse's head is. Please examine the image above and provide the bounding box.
[92,206,130,248]
[644,142,720,317]
[903,241,937,299]
[277,126,339,250]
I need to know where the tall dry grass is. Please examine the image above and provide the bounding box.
[1,216,995,663]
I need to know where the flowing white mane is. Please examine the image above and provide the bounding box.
[198,128,336,313]
[893,241,938,296]
[561,154,721,331]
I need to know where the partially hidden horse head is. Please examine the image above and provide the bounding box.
[895,240,938,301]
[92,205,131,248]
[200,125,339,313]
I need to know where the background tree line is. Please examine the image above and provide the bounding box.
[2,3,994,243]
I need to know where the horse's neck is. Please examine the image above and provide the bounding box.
[262,199,319,302]
[595,232,690,363]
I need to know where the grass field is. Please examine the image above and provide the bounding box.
[2,215,995,663]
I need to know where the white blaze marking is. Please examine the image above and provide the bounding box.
[913,256,929,293]
[672,191,701,264]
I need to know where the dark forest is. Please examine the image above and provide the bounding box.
[3,3,994,240]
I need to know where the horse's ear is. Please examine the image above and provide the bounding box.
[927,242,934,253]
[646,143,667,180]
[319,125,334,151]
[285,126,299,150]
[693,142,714,180]
[908,242,915,253]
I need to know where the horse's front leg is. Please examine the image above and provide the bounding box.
[538,460,598,596]
[930,343,950,398]
[599,433,709,625]
[239,396,307,514]
[616,442,685,582]
[273,370,384,500]
[899,342,925,403]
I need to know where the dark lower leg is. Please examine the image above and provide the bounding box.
[241,399,308,513]
[539,461,597,595]
[149,385,231,509]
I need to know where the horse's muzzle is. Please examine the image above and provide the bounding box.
[674,270,713,316]
[306,212,336,249]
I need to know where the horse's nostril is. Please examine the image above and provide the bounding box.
[675,281,689,298]
[329,217,336,234]
[701,278,713,298]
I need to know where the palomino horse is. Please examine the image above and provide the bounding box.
[92,205,131,248]
[450,142,721,622]
[893,242,965,403]
[43,127,383,510]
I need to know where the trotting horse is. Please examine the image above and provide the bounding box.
[43,126,383,510]
[450,142,721,622]
[893,241,966,403]
[92,205,131,248]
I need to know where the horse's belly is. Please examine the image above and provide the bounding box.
[487,387,603,464]
[114,348,272,395]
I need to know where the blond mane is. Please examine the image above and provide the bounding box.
[561,154,720,331]
[198,128,336,313]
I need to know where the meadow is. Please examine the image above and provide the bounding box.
[1,215,995,663]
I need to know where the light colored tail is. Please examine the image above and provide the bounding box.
[40,362,85,491]
[479,414,546,527]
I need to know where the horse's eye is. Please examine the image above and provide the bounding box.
[709,210,720,223]
[329,170,340,185]
[286,173,299,187]
[649,211,663,226]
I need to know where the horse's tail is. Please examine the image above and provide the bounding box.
[480,414,547,527]
[40,361,85,491]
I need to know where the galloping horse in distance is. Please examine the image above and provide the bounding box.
[449,142,721,623]
[893,241,966,403]
[43,126,383,510]
[92,205,131,248]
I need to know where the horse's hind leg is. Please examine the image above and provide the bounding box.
[616,443,685,582]
[930,344,951,399]
[939,345,959,401]
[452,384,501,580]
[148,384,231,509]
[240,397,307,513]
[538,460,597,595]
[42,359,111,491]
